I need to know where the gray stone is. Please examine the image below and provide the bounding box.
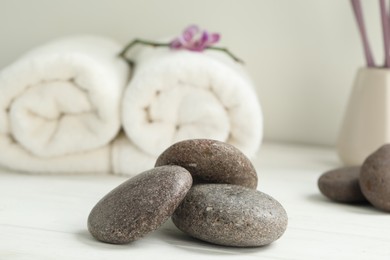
[172,184,288,247]
[88,166,192,244]
[155,139,258,189]
[318,166,367,203]
[360,144,390,212]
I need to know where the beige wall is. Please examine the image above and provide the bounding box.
[0,0,384,146]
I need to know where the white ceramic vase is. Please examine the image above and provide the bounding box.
[338,67,390,165]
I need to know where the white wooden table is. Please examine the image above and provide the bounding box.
[1,143,389,260]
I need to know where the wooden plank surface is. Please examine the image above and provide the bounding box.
[0,143,389,260]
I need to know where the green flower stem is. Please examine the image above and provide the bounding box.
[118,39,170,58]
[206,46,244,64]
[118,39,244,65]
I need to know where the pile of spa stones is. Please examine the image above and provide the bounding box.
[88,139,288,247]
[318,144,390,212]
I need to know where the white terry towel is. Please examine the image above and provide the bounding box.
[114,46,263,176]
[0,35,129,174]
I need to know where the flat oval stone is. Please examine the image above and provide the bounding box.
[318,166,367,203]
[88,166,192,244]
[155,139,258,189]
[172,184,288,247]
[360,144,390,212]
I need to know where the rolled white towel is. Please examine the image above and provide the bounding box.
[0,35,129,173]
[112,132,156,176]
[115,46,262,176]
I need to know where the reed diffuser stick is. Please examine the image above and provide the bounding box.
[380,0,390,67]
[350,0,376,67]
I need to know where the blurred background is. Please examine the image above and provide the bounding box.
[0,0,384,147]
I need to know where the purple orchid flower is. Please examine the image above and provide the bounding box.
[170,25,220,52]
[119,25,242,64]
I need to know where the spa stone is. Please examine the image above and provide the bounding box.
[360,144,390,212]
[172,184,288,247]
[318,166,367,203]
[155,139,258,189]
[88,165,192,244]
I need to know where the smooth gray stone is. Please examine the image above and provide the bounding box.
[155,139,258,189]
[360,144,390,212]
[172,184,288,247]
[318,166,367,203]
[88,166,192,244]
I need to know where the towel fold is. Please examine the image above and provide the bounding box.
[0,35,129,173]
[112,132,155,176]
[117,46,263,176]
